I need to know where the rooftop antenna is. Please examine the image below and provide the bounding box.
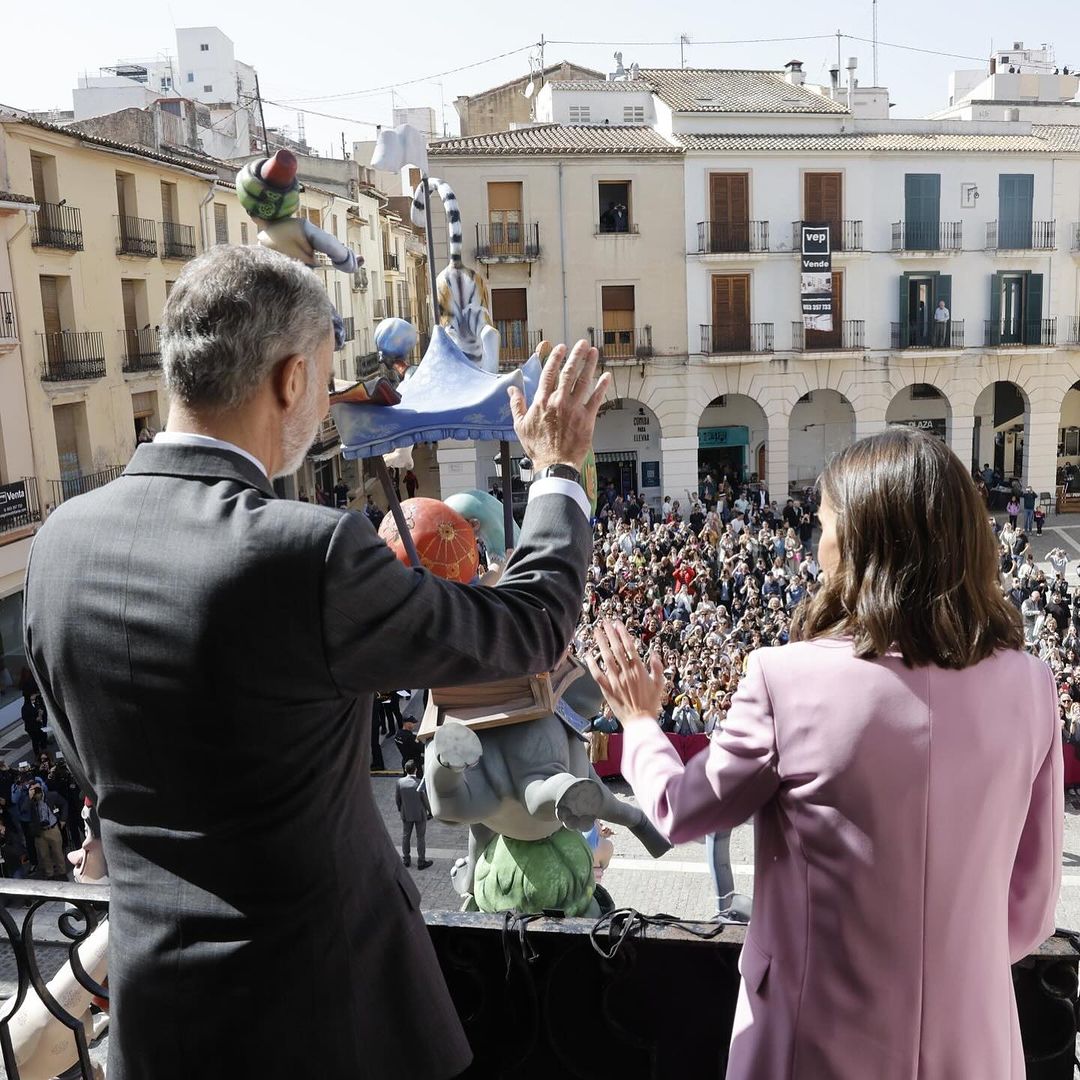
[872,0,879,85]
[680,33,691,69]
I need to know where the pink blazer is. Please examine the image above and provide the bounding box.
[622,639,1062,1080]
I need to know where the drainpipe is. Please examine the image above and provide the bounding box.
[197,179,215,252]
[557,162,569,342]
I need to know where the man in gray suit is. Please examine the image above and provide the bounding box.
[23,246,609,1080]
[396,759,431,868]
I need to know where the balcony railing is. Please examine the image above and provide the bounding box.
[384,252,400,272]
[31,202,84,251]
[791,220,864,252]
[0,477,41,537]
[39,331,107,381]
[495,322,543,366]
[120,327,161,372]
[475,222,541,261]
[49,464,125,505]
[696,220,769,254]
[115,214,158,257]
[984,318,1056,348]
[354,351,382,380]
[891,221,962,252]
[891,319,966,350]
[791,319,865,351]
[591,326,653,361]
[397,301,413,323]
[340,316,355,345]
[1067,317,1080,346]
[0,291,17,343]
[1072,223,1080,252]
[309,415,341,456]
[160,220,196,260]
[373,298,391,321]
[700,322,773,355]
[0,880,1072,1080]
[986,220,1056,251]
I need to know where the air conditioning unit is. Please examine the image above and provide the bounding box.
[352,267,369,292]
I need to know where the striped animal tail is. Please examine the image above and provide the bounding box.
[411,178,463,265]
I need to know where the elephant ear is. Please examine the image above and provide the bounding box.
[561,659,605,721]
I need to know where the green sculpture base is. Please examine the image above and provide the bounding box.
[468,829,596,916]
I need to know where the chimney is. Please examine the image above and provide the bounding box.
[829,66,840,90]
[990,56,996,74]
[784,60,806,86]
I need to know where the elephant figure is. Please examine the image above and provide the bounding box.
[424,665,671,915]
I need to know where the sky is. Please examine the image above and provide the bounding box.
[1,0,1077,161]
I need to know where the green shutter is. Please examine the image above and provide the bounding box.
[935,275,951,312]
[999,175,1033,249]
[1024,272,1043,345]
[905,174,940,249]
[898,274,910,347]
[989,272,1002,345]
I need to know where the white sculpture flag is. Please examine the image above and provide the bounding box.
[370,124,429,174]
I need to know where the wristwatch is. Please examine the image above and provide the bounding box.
[531,463,583,486]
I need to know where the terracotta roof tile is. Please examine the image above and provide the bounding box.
[0,191,36,203]
[639,68,848,114]
[429,124,680,156]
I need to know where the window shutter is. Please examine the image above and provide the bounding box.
[898,274,910,345]
[935,275,951,315]
[1024,272,1043,345]
[31,155,46,205]
[989,271,1002,329]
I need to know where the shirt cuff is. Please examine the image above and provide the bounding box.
[528,477,591,521]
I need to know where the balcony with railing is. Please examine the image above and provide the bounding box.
[986,220,1056,251]
[791,319,865,352]
[984,318,1056,348]
[496,321,544,368]
[891,319,966,350]
[39,331,107,381]
[700,322,773,356]
[0,477,41,539]
[397,300,413,323]
[309,415,341,457]
[696,220,769,254]
[384,252,400,272]
[31,202,84,251]
[1072,223,1080,253]
[120,328,161,373]
[354,351,382,380]
[49,464,125,505]
[373,298,391,321]
[115,215,158,257]
[1067,317,1080,346]
[160,220,197,260]
[475,222,541,262]
[791,220,864,252]
[0,880,1072,1080]
[589,326,653,362]
[891,221,962,253]
[0,291,18,351]
[338,317,355,348]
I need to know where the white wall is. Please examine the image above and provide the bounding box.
[593,400,663,493]
[789,391,856,483]
[176,27,238,103]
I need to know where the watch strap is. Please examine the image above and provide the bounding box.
[533,463,583,486]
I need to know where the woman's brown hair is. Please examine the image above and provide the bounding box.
[790,426,1024,668]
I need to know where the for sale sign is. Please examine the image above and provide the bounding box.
[801,223,833,332]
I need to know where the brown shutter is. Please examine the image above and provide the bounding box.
[487,182,522,213]
[805,173,842,249]
[491,288,528,322]
[160,181,172,223]
[39,276,61,334]
[31,155,47,205]
[116,173,127,218]
[709,173,749,251]
[711,274,750,351]
[121,280,138,333]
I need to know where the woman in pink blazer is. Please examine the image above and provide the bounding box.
[588,428,1062,1080]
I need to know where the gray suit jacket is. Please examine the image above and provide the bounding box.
[396,775,429,823]
[23,442,591,1080]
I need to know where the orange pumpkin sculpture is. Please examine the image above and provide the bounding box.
[378,497,479,583]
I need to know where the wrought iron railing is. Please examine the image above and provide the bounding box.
[354,351,382,380]
[340,316,355,343]
[384,252,400,272]
[700,322,773,354]
[373,298,391,320]
[39,331,107,381]
[984,318,1057,348]
[496,322,543,365]
[1067,317,1080,346]
[398,301,413,323]
[986,220,1056,251]
[0,883,1074,1080]
[476,221,541,260]
[696,220,769,254]
[0,477,41,536]
[590,326,653,361]
[0,291,17,341]
[120,328,161,372]
[31,202,84,251]
[115,215,158,257]
[791,219,864,252]
[891,221,963,252]
[891,319,965,349]
[160,220,196,259]
[791,319,865,351]
[49,465,125,506]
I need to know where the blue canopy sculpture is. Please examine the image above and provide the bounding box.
[332,327,544,461]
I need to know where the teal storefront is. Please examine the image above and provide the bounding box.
[698,426,751,484]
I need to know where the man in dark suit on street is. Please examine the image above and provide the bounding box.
[23,245,609,1080]
[396,759,431,869]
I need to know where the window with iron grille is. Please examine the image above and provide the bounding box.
[623,106,645,123]
[203,84,213,93]
[214,204,228,245]
[240,222,249,245]
[200,43,209,51]
[568,105,591,123]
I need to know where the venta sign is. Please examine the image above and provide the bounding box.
[0,481,29,525]
[800,223,833,333]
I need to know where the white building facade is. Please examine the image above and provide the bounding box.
[428,64,1080,506]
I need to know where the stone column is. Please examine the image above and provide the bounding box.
[765,414,789,499]
[1024,411,1058,497]
[948,412,976,473]
[660,435,699,502]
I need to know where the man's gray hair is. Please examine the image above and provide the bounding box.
[161,245,334,409]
